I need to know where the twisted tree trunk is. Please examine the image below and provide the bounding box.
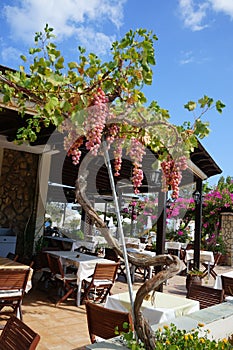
[75,168,182,349]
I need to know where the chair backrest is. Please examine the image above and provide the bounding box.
[187,283,224,309]
[6,252,19,261]
[104,248,120,263]
[47,254,64,277]
[17,256,34,268]
[213,252,222,266]
[85,301,133,343]
[221,275,233,296]
[0,315,40,350]
[0,268,31,292]
[91,263,119,282]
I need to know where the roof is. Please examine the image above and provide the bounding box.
[0,81,222,202]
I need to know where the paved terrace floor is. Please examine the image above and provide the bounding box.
[1,264,232,350]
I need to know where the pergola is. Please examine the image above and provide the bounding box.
[0,89,222,270]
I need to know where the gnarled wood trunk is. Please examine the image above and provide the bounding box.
[75,169,182,350]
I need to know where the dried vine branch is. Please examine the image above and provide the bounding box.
[75,155,182,349]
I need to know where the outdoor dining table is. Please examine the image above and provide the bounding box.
[126,248,156,283]
[214,270,233,290]
[105,290,200,325]
[185,249,214,278]
[0,256,33,292]
[45,250,113,306]
[165,241,183,258]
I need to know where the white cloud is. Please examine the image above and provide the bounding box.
[209,0,233,19]
[179,50,194,65]
[178,0,209,31]
[178,0,233,31]
[2,0,126,53]
[0,46,23,66]
[179,49,210,65]
[75,27,116,55]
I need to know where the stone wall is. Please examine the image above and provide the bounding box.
[221,212,233,266]
[0,148,39,257]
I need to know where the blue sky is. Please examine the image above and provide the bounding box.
[0,0,233,186]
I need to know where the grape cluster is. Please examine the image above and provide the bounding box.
[106,124,120,145]
[132,167,143,194]
[67,136,84,165]
[61,119,76,151]
[113,138,124,176]
[84,87,109,156]
[128,138,146,193]
[161,155,187,199]
[61,119,84,165]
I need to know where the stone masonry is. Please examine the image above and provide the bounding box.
[221,212,233,266]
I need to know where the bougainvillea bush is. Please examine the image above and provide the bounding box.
[165,176,233,252]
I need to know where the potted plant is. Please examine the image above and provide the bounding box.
[203,233,228,265]
[186,268,204,291]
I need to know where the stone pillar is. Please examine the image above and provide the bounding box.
[221,212,233,266]
[34,152,52,245]
[0,148,39,257]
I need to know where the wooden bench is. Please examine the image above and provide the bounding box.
[187,284,224,309]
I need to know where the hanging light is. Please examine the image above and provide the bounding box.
[149,169,161,185]
[192,190,201,204]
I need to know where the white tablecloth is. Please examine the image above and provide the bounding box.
[185,250,214,263]
[126,248,156,282]
[214,270,233,290]
[165,242,183,258]
[165,241,183,250]
[46,251,113,306]
[185,250,214,278]
[74,236,107,252]
[105,291,199,325]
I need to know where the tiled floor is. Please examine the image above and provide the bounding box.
[1,264,232,350]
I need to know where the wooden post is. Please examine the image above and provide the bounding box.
[156,190,167,291]
[193,179,203,270]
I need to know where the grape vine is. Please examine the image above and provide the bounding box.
[161,156,187,199]
[0,25,225,199]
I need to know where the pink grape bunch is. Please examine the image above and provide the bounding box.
[113,138,124,176]
[61,119,78,152]
[127,138,146,193]
[132,167,144,194]
[61,119,84,165]
[106,124,120,145]
[67,136,84,165]
[84,87,109,156]
[161,155,187,199]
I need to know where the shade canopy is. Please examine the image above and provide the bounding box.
[0,105,222,203]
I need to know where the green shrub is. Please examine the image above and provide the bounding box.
[121,323,232,349]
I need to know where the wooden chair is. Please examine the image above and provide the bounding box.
[81,263,119,304]
[104,248,127,281]
[46,253,78,306]
[0,268,31,320]
[187,283,224,309]
[85,301,133,343]
[0,315,40,350]
[18,256,35,268]
[6,252,19,261]
[221,275,233,299]
[201,252,222,279]
[35,251,53,290]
